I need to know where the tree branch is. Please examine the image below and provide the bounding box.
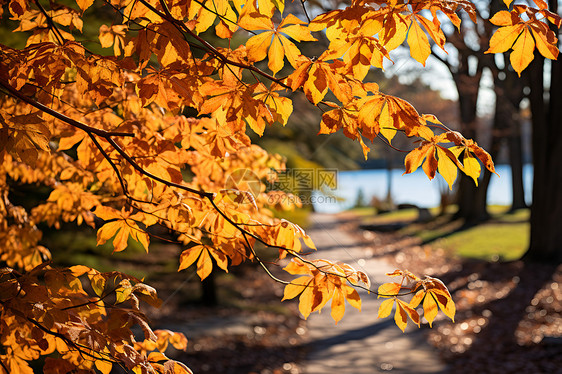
[0,79,134,138]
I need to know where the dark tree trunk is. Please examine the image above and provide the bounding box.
[524,48,562,263]
[385,156,393,204]
[493,73,527,212]
[452,72,493,224]
[201,270,218,306]
[455,170,493,224]
[507,128,527,211]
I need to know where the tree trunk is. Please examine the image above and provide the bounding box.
[524,49,562,263]
[507,128,527,211]
[493,76,527,212]
[201,270,218,306]
[385,156,393,204]
[455,170,492,224]
[452,72,493,224]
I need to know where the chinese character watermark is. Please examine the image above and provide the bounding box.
[224,168,339,205]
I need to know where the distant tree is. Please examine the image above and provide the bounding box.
[430,0,531,222]
[353,188,368,208]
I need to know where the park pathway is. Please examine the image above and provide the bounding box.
[300,213,448,374]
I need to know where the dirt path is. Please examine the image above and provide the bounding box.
[300,213,448,374]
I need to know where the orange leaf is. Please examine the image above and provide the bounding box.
[404,143,432,175]
[377,282,402,297]
[489,11,517,26]
[394,300,408,332]
[397,299,420,327]
[510,27,535,75]
[76,0,94,12]
[407,19,431,65]
[331,287,346,324]
[423,292,439,326]
[486,24,524,54]
[436,147,458,190]
[378,298,395,318]
[282,276,311,301]
[298,283,316,319]
[530,24,559,60]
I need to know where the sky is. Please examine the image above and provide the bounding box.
[382,48,497,117]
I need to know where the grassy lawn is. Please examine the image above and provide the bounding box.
[355,205,530,261]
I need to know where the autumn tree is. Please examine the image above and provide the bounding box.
[0,0,558,373]
[423,0,515,222]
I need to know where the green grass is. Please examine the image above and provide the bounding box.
[430,223,529,261]
[359,205,530,261]
[272,207,312,229]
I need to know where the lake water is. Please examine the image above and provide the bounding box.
[312,164,533,213]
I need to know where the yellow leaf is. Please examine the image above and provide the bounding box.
[76,0,94,12]
[444,298,456,322]
[282,23,315,42]
[421,146,438,180]
[394,301,408,332]
[409,290,424,308]
[343,285,361,311]
[487,24,524,54]
[378,298,395,318]
[331,287,345,323]
[302,234,316,250]
[279,35,304,68]
[209,248,229,272]
[95,357,113,374]
[415,15,446,49]
[510,27,535,76]
[115,285,133,304]
[96,221,128,252]
[303,64,328,104]
[530,26,559,60]
[397,299,420,327]
[298,285,315,319]
[423,293,439,327]
[407,20,431,66]
[436,147,458,190]
[283,258,311,275]
[463,151,481,186]
[196,249,213,280]
[466,139,496,174]
[421,114,442,126]
[489,11,517,26]
[378,103,395,142]
[257,0,279,15]
[268,34,284,74]
[178,245,205,271]
[377,282,401,297]
[380,13,408,52]
[413,125,435,140]
[432,288,456,322]
[404,143,431,175]
[282,276,311,300]
[246,32,273,63]
[94,205,122,221]
[358,95,384,135]
[91,273,106,297]
[69,265,91,277]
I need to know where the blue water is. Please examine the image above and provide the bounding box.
[312,164,533,213]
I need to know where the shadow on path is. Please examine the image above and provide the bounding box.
[437,260,561,373]
[301,213,448,374]
[305,319,395,349]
